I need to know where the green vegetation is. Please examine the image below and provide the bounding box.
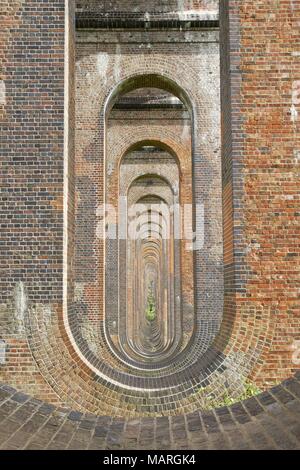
[145,283,156,322]
[211,381,261,407]
[194,380,261,409]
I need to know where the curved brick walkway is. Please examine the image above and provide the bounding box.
[0,374,299,450]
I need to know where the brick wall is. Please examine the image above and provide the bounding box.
[106,111,195,356]
[1,0,299,417]
[71,10,223,405]
[218,0,300,386]
[0,0,66,402]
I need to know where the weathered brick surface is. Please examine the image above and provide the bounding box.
[76,1,219,14]
[0,0,299,419]
[218,0,300,387]
[0,374,299,449]
[0,0,66,404]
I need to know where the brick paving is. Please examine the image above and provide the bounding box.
[0,374,299,450]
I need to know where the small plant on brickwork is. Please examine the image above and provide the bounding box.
[194,380,261,409]
[145,282,156,322]
[211,381,262,408]
[243,381,261,398]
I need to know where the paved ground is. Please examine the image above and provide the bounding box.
[0,373,299,450]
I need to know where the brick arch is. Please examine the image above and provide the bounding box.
[76,54,209,145]
[1,1,297,415]
[120,139,183,176]
[62,43,274,412]
[1,375,300,449]
[98,46,276,373]
[74,55,223,372]
[127,173,174,193]
[0,0,297,423]
[105,129,193,367]
[27,29,227,414]
[25,17,268,418]
[112,133,189,178]
[104,73,194,119]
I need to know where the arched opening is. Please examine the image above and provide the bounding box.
[104,80,195,367]
[104,74,194,118]
[64,36,225,411]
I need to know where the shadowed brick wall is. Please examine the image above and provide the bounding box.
[0,0,67,403]
[0,0,299,417]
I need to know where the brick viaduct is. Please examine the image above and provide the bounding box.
[0,0,299,449]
